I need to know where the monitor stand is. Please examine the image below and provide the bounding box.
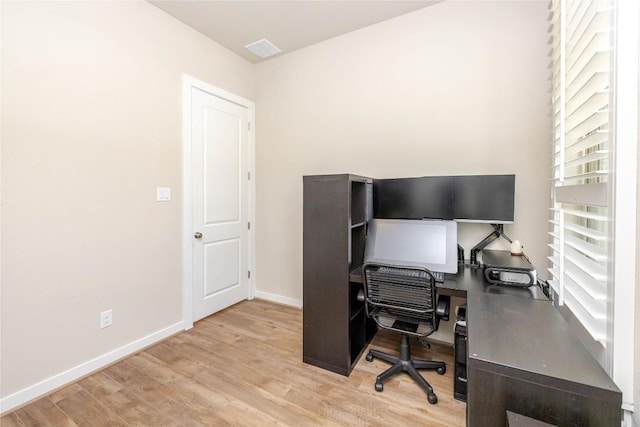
[468,224,512,267]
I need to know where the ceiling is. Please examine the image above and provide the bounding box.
[149,1,440,63]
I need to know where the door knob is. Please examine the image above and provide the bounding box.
[194,232,203,239]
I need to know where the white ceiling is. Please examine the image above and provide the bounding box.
[149,1,441,63]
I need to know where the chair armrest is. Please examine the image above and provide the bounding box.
[435,295,451,330]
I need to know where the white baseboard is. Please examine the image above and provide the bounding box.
[0,321,186,415]
[254,290,302,309]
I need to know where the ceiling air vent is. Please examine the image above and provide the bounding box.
[245,39,282,59]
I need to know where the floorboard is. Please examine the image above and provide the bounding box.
[1,299,466,426]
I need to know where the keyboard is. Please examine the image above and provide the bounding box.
[376,266,445,283]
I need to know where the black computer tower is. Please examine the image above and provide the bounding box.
[454,321,467,401]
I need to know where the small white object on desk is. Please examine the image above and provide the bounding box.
[510,240,523,256]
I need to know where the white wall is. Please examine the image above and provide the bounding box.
[1,0,254,407]
[255,1,550,303]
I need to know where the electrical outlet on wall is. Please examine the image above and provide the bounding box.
[100,309,113,329]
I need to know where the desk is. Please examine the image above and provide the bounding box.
[467,291,621,426]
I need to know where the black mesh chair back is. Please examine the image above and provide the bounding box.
[363,264,436,337]
[362,262,446,404]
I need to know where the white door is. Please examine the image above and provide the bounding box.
[191,86,250,321]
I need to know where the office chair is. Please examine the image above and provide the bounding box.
[362,263,448,404]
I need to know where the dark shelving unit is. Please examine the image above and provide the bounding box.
[303,174,376,376]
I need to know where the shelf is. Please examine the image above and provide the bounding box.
[303,174,374,377]
[349,266,363,283]
[350,180,370,225]
[350,225,366,272]
[349,310,366,363]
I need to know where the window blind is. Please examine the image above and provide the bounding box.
[547,0,612,346]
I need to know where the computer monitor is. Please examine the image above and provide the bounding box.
[373,174,515,223]
[373,176,453,220]
[453,175,515,223]
[364,218,458,275]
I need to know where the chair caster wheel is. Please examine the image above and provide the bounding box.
[437,366,446,375]
[428,393,438,404]
[375,382,383,392]
[366,353,373,362]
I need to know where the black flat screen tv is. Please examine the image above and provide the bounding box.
[373,174,515,224]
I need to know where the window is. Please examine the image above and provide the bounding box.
[548,0,637,421]
[548,0,612,348]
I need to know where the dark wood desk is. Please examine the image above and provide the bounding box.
[467,292,621,427]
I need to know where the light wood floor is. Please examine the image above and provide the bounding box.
[1,299,466,426]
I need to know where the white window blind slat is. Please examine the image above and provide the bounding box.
[564,233,608,260]
[567,31,609,80]
[563,207,607,220]
[565,153,608,178]
[548,242,561,253]
[563,286,607,342]
[567,4,609,58]
[565,109,608,143]
[565,128,607,154]
[565,90,608,127]
[564,273,607,316]
[566,70,608,109]
[563,169,608,183]
[566,0,591,37]
[564,250,607,284]
[564,149,608,169]
[563,219,607,241]
[566,51,609,97]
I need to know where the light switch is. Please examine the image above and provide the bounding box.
[156,187,171,202]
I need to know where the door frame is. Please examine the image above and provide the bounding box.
[182,74,256,329]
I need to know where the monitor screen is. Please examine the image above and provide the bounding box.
[453,175,515,223]
[373,174,515,224]
[373,176,453,220]
[364,219,458,274]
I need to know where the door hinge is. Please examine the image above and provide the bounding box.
[248,222,251,230]
[248,122,251,131]
[248,172,251,180]
[248,270,251,279]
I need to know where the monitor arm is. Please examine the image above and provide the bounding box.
[469,224,512,266]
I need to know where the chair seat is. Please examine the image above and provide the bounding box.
[371,310,435,336]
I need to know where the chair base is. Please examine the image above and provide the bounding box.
[366,335,446,404]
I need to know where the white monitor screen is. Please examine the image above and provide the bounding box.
[364,219,458,274]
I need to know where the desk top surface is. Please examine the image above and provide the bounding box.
[467,291,621,397]
[353,263,548,300]
[441,264,547,300]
